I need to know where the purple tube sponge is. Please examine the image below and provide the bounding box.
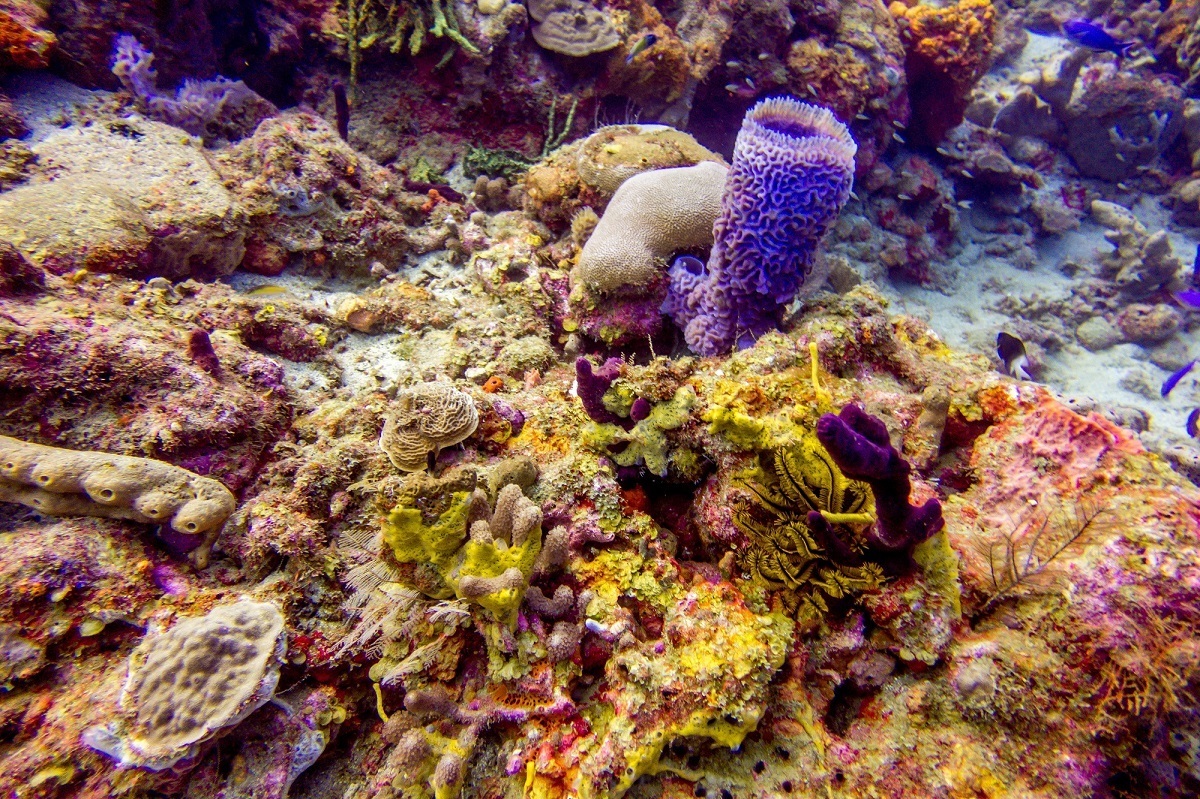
[575,357,633,430]
[664,97,856,355]
[815,404,944,563]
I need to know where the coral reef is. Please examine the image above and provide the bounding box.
[891,0,996,145]
[379,383,480,472]
[3,5,1200,799]
[666,97,857,354]
[83,600,286,770]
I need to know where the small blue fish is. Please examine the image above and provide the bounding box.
[1175,289,1200,310]
[1192,242,1200,288]
[1162,359,1197,398]
[1062,20,1137,58]
[1188,408,1199,438]
[625,34,657,64]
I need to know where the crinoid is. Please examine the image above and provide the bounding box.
[735,432,886,630]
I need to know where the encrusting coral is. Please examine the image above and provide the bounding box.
[380,383,480,472]
[0,435,236,564]
[83,600,286,770]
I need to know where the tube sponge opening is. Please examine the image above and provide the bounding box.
[664,97,857,356]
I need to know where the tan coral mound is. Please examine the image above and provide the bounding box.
[82,599,286,770]
[0,435,236,536]
[576,160,727,293]
[380,383,480,471]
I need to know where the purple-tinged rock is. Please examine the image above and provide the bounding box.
[491,400,526,436]
[575,357,632,430]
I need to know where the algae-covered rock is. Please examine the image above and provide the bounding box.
[0,119,245,279]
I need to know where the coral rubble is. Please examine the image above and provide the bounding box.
[2,4,1200,799]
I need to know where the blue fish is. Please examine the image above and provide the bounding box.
[625,34,658,64]
[1062,20,1137,58]
[1189,408,1200,438]
[1175,289,1200,310]
[1162,359,1197,398]
[1192,242,1200,288]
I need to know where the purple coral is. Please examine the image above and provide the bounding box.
[815,404,944,565]
[664,97,856,355]
[112,34,275,141]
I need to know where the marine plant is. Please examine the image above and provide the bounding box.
[972,498,1110,619]
[332,0,480,96]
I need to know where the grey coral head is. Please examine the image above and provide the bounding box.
[531,3,621,57]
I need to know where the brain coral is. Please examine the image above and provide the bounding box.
[83,599,286,770]
[664,97,856,355]
[576,160,728,294]
[379,383,480,472]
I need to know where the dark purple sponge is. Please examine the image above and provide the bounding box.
[816,404,944,565]
[575,357,633,430]
[664,97,856,355]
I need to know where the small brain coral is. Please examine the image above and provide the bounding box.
[379,383,480,471]
[0,435,236,551]
[576,160,728,294]
[83,600,287,770]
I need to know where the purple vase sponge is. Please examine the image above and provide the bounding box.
[665,97,856,355]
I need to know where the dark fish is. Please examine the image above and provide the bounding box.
[1062,20,1137,58]
[996,332,1032,381]
[1175,289,1200,310]
[625,34,658,64]
[1162,359,1197,398]
[1188,408,1199,438]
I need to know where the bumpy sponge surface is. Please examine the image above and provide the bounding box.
[0,435,236,535]
[665,97,856,355]
[83,600,286,770]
